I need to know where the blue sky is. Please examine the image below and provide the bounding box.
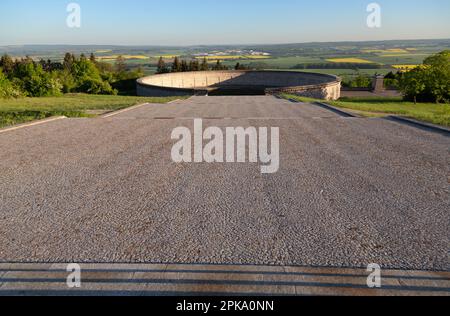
[0,0,449,45]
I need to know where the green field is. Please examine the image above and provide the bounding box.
[363,53,430,65]
[283,94,450,127]
[272,68,393,77]
[0,94,182,128]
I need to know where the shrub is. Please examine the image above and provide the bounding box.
[400,50,450,103]
[76,78,117,95]
[0,69,22,98]
[342,74,372,88]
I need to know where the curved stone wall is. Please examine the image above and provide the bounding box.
[137,70,341,100]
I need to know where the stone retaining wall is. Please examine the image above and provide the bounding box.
[137,70,341,100]
[265,81,341,100]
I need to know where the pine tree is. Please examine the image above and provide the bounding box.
[189,60,199,71]
[90,53,96,64]
[213,60,223,70]
[157,57,167,74]
[200,57,209,71]
[172,57,181,72]
[181,60,189,72]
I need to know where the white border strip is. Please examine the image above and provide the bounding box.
[0,116,67,134]
[102,103,149,118]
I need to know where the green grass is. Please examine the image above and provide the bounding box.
[0,94,184,128]
[282,94,450,127]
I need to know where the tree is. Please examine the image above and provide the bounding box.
[115,55,127,73]
[63,53,75,70]
[0,68,22,98]
[213,60,227,71]
[172,57,181,72]
[423,50,450,103]
[189,60,199,72]
[95,61,114,73]
[200,58,209,71]
[90,53,96,64]
[135,66,144,77]
[400,67,427,104]
[71,57,101,82]
[0,54,14,76]
[12,61,62,97]
[156,57,167,74]
[76,77,116,95]
[1,51,138,97]
[234,62,249,70]
[54,69,76,93]
[399,50,450,103]
[181,60,189,72]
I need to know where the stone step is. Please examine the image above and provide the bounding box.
[0,263,449,296]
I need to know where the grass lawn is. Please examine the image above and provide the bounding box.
[282,94,450,127]
[0,94,184,129]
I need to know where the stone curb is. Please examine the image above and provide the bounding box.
[387,116,450,136]
[101,103,149,118]
[280,97,358,118]
[312,102,359,118]
[0,116,67,135]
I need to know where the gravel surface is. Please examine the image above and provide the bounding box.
[0,96,448,270]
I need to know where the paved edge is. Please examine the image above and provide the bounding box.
[387,115,450,136]
[102,98,190,118]
[312,100,449,136]
[101,103,150,118]
[0,116,67,134]
[0,263,448,296]
[167,98,186,104]
[280,96,358,118]
[312,102,359,118]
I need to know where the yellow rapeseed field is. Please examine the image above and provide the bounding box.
[362,48,409,54]
[392,65,419,71]
[327,58,374,64]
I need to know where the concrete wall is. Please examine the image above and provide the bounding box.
[137,70,341,100]
[266,81,341,101]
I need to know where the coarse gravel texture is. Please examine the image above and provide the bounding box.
[0,96,448,270]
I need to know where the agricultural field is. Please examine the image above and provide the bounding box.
[96,55,150,62]
[392,65,419,71]
[326,58,374,64]
[363,54,429,65]
[1,39,448,76]
[361,48,416,54]
[279,68,393,77]
[195,55,271,61]
[154,55,181,59]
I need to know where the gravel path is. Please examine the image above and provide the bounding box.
[0,96,448,270]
